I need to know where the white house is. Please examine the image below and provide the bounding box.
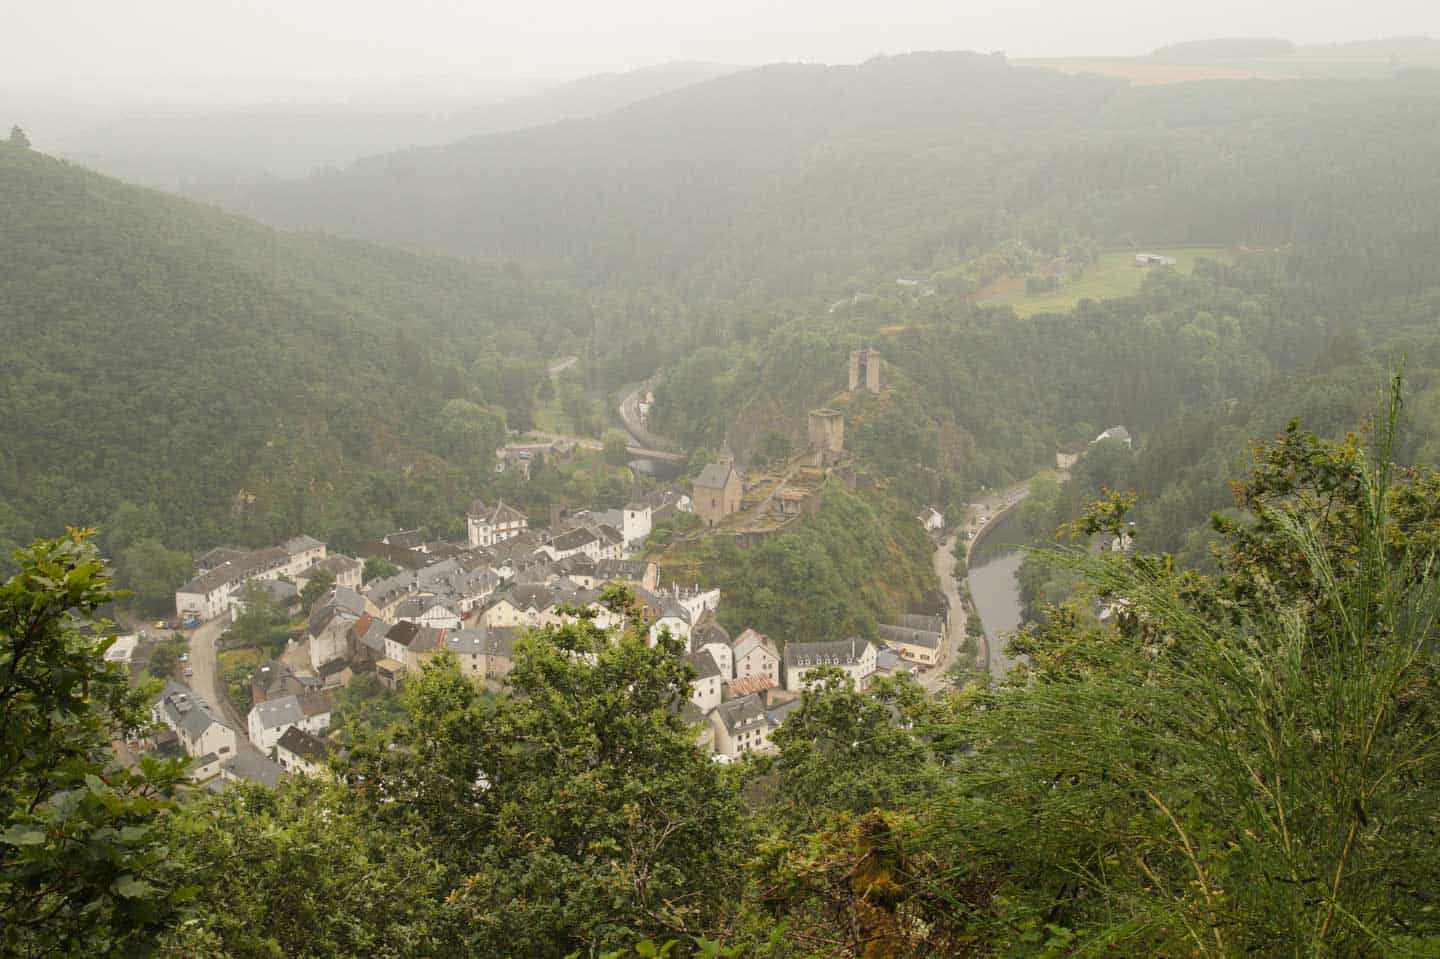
[467,500,529,548]
[275,726,334,779]
[175,537,326,621]
[297,554,362,591]
[685,649,724,714]
[152,681,238,760]
[247,691,332,752]
[280,535,327,577]
[648,602,694,648]
[878,622,943,667]
[783,638,877,692]
[394,597,463,630]
[689,617,733,678]
[710,694,776,759]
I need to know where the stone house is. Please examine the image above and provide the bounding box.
[692,462,742,528]
[732,628,782,686]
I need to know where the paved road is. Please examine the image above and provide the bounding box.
[618,385,683,454]
[187,613,262,755]
[919,529,966,692]
[523,429,686,463]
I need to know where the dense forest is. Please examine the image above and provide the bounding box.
[0,143,590,568]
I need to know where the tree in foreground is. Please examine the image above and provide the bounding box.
[340,600,750,955]
[935,380,1440,954]
[0,531,187,957]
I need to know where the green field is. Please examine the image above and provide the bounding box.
[977,247,1237,317]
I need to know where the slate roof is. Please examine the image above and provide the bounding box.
[878,624,941,650]
[468,500,527,525]
[783,638,874,668]
[443,626,516,659]
[685,649,723,681]
[307,600,357,637]
[316,554,362,575]
[222,752,283,788]
[897,613,945,634]
[715,694,770,735]
[694,463,736,489]
[282,535,325,556]
[317,656,352,678]
[732,628,775,659]
[157,680,230,741]
[552,527,598,552]
[178,547,290,596]
[384,621,422,648]
[382,528,426,549]
[690,616,731,649]
[276,725,332,764]
[195,546,247,572]
[251,695,303,731]
[596,559,648,582]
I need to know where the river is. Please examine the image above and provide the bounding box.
[967,508,1027,676]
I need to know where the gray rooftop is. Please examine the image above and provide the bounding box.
[783,638,874,668]
[250,694,303,731]
[222,752,283,788]
[715,694,769,735]
[693,463,735,489]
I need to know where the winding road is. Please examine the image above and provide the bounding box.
[187,613,263,757]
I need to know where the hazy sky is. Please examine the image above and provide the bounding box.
[5,0,1439,81]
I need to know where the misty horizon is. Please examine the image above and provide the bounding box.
[5,0,1440,83]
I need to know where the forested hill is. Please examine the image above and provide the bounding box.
[227,53,1440,300]
[0,143,584,563]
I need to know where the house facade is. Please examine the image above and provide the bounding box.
[152,681,238,760]
[710,694,776,758]
[467,500,529,548]
[692,463,742,528]
[732,628,782,685]
[783,638,877,692]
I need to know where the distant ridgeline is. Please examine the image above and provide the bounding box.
[228,51,1440,308]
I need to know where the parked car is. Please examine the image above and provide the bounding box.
[183,667,194,678]
[179,652,188,663]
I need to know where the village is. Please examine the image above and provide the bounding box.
[142,350,961,789]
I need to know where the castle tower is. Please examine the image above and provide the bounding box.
[848,349,882,393]
[807,409,845,454]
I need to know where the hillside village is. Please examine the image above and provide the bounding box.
[147,383,955,787]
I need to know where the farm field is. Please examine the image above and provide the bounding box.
[975,247,1237,317]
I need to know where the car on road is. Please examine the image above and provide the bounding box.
[183,666,194,678]
[179,652,188,663]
